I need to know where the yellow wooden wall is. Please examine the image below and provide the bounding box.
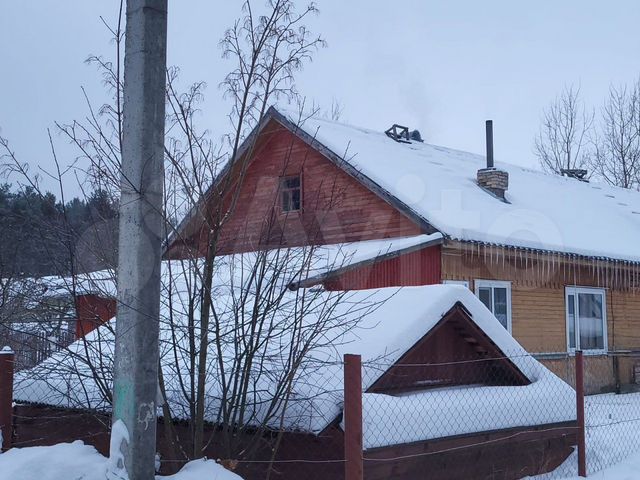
[441,242,640,354]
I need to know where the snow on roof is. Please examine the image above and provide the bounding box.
[10,234,440,302]
[278,108,640,263]
[4,270,116,303]
[39,270,117,298]
[13,278,575,445]
[292,232,443,287]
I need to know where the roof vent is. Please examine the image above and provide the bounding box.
[560,169,589,182]
[385,124,411,143]
[410,129,424,142]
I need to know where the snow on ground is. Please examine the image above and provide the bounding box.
[0,441,242,480]
[530,393,640,479]
[549,451,640,479]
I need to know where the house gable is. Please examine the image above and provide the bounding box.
[169,118,426,257]
[368,303,530,394]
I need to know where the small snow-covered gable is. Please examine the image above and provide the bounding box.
[14,281,574,446]
[334,284,537,381]
[277,108,640,262]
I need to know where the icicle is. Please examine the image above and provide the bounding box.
[627,262,631,292]
[628,262,631,292]
[548,253,551,278]
[519,249,522,270]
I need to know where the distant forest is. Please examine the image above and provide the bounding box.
[0,184,119,276]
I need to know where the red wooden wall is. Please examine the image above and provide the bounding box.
[168,120,423,258]
[323,245,441,290]
[74,294,116,339]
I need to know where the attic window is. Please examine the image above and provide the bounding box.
[280,175,301,212]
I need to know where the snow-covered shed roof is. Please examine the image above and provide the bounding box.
[17,234,440,302]
[269,108,640,263]
[13,281,575,448]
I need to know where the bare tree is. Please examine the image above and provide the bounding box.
[590,80,640,189]
[2,1,389,476]
[534,85,594,175]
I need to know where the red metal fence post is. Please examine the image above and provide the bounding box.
[344,353,363,480]
[0,346,15,452]
[576,350,587,477]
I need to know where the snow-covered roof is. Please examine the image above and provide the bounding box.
[275,108,640,263]
[3,270,116,303]
[11,234,441,302]
[13,278,575,447]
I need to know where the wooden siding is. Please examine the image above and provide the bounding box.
[441,242,640,354]
[174,122,423,257]
[323,245,441,290]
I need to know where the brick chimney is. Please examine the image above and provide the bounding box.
[477,120,508,200]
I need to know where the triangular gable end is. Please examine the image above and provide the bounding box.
[167,108,438,257]
[367,302,530,394]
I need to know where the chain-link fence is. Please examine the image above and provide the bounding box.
[4,348,640,479]
[358,351,578,480]
[3,349,348,479]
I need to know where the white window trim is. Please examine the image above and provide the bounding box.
[565,286,608,354]
[443,280,470,289]
[474,279,512,333]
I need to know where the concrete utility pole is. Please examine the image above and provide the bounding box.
[111,1,167,479]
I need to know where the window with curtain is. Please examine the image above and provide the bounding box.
[280,175,302,212]
[566,287,607,352]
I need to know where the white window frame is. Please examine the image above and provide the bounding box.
[565,286,608,354]
[443,280,470,289]
[475,279,512,333]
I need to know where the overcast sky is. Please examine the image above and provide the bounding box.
[1,1,640,197]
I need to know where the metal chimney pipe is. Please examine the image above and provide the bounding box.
[486,120,494,168]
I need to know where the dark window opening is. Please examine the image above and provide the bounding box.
[280,175,301,212]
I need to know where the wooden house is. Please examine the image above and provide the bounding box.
[166,106,640,391]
